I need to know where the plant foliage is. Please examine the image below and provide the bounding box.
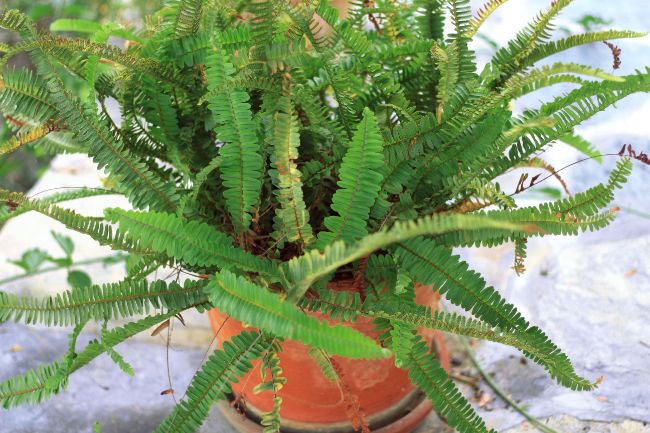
[0,1,647,432]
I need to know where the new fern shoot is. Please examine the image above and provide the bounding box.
[0,1,648,432]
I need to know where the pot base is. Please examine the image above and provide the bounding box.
[217,389,432,433]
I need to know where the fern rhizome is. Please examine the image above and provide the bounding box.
[0,1,648,432]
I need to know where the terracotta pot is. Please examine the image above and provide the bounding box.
[208,282,449,433]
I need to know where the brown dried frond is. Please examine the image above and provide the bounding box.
[603,41,622,70]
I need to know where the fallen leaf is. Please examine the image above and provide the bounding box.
[160,388,174,396]
[151,319,170,336]
[625,268,637,277]
[9,344,23,353]
[597,395,608,402]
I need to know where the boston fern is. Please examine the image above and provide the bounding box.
[0,1,647,432]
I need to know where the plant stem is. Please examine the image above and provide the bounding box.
[0,255,125,287]
[459,336,560,433]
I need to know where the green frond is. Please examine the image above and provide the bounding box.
[104,209,278,277]
[446,0,476,83]
[369,302,594,390]
[154,331,268,433]
[0,359,68,409]
[390,321,416,368]
[316,108,384,248]
[205,46,263,235]
[40,71,179,211]
[0,312,177,409]
[206,270,390,359]
[299,288,363,322]
[167,32,210,67]
[36,35,174,84]
[0,9,31,33]
[467,0,509,39]
[254,348,285,433]
[431,42,460,123]
[505,62,625,99]
[268,93,314,244]
[406,336,495,433]
[559,132,602,162]
[513,237,527,275]
[438,158,633,247]
[395,238,528,331]
[521,30,647,69]
[172,0,204,37]
[50,19,144,43]
[413,0,444,40]
[490,0,573,81]
[285,211,527,301]
[0,68,57,124]
[0,279,207,326]
[308,347,338,382]
[0,188,116,225]
[0,190,146,253]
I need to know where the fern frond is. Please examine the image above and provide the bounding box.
[41,73,178,211]
[0,279,207,326]
[206,270,390,359]
[395,238,528,331]
[406,336,495,433]
[316,108,384,248]
[299,288,363,322]
[0,188,116,224]
[513,237,527,275]
[104,209,278,277]
[205,46,263,235]
[431,42,460,123]
[0,122,63,156]
[467,0,509,39]
[0,68,57,124]
[390,321,416,368]
[268,93,314,244]
[0,9,31,33]
[559,132,602,162]
[0,190,146,254]
[173,0,204,37]
[155,331,268,433]
[413,0,444,40]
[520,30,647,69]
[285,212,527,300]
[370,302,594,390]
[254,348,285,433]
[0,312,177,409]
[438,158,633,248]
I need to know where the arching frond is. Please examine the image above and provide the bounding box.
[206,270,390,359]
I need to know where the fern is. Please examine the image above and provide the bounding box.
[173,0,204,37]
[104,209,278,277]
[1,2,648,431]
[254,346,286,433]
[268,93,314,244]
[206,270,389,359]
[0,279,207,326]
[155,330,269,433]
[406,336,495,433]
[205,45,263,235]
[316,108,384,248]
[1,312,177,409]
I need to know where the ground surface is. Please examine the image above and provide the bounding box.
[2,1,650,432]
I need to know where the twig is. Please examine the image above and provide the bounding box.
[458,336,560,433]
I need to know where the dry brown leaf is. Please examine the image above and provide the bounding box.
[151,319,170,336]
